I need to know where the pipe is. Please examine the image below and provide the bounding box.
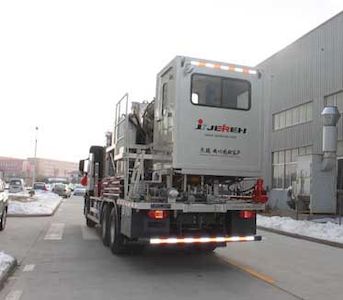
[321,152,336,171]
[321,106,340,171]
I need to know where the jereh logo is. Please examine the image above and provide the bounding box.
[195,119,248,134]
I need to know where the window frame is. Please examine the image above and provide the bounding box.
[273,101,313,131]
[190,73,252,111]
[272,147,311,189]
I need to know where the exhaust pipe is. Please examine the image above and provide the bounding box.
[321,106,340,171]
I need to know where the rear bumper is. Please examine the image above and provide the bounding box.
[9,189,24,193]
[148,235,262,245]
[54,191,69,197]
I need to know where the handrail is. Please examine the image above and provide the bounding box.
[113,93,129,200]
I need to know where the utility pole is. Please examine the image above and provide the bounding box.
[32,126,38,186]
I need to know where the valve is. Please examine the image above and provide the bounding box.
[252,178,268,203]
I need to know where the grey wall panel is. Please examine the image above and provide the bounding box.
[271,122,313,151]
[258,12,343,196]
[261,13,343,94]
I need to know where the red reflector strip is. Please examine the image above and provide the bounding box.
[150,236,257,245]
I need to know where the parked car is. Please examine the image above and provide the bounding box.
[73,187,86,196]
[0,179,8,231]
[52,183,71,198]
[9,178,25,193]
[33,182,48,191]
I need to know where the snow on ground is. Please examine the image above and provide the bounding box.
[8,191,62,216]
[7,191,34,202]
[0,252,15,278]
[257,215,343,244]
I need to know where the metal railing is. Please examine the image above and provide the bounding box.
[113,93,129,200]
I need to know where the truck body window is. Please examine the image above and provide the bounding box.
[191,74,251,110]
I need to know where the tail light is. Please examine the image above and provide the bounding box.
[147,210,169,220]
[252,178,268,203]
[239,210,256,219]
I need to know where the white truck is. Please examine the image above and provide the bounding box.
[79,56,267,254]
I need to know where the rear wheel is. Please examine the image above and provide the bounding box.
[0,207,7,231]
[101,204,111,247]
[109,205,126,254]
[130,244,145,255]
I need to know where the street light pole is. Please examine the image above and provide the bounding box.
[32,126,38,186]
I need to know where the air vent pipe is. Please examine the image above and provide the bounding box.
[321,106,340,171]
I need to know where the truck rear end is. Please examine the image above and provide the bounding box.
[80,56,267,254]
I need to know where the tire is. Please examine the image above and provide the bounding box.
[84,195,91,216]
[0,207,7,231]
[101,204,111,247]
[83,197,87,216]
[109,205,126,255]
[130,244,145,255]
[86,217,96,228]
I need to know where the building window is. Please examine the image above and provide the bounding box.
[272,146,312,189]
[272,152,284,188]
[284,149,297,188]
[273,102,312,130]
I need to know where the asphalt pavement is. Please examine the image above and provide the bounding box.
[0,197,342,300]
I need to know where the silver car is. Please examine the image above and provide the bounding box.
[52,183,71,198]
[9,178,25,193]
[0,179,8,231]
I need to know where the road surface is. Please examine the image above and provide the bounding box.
[1,196,343,300]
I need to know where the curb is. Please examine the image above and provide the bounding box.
[8,199,63,218]
[258,226,343,249]
[0,257,17,290]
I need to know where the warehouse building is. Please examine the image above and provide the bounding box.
[0,156,78,185]
[259,11,343,213]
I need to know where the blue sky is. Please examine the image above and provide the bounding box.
[0,0,342,162]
